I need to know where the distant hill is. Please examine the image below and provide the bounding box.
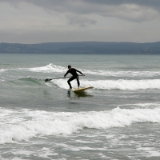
[0,42,160,54]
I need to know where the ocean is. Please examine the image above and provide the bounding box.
[0,53,160,160]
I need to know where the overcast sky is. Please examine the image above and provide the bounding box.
[0,0,160,43]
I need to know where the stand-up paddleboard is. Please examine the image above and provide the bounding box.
[73,86,94,93]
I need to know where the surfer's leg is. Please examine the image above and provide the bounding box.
[67,76,75,89]
[76,77,80,88]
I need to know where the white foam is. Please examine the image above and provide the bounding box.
[0,64,65,74]
[118,103,160,109]
[51,79,160,90]
[84,70,160,77]
[137,147,160,157]
[1,107,160,144]
[25,63,66,73]
[0,69,6,73]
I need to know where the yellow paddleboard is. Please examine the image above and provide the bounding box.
[73,86,94,92]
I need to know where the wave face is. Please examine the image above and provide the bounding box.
[1,107,160,144]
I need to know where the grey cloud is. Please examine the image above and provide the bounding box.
[2,0,160,13]
[1,0,160,11]
[1,0,160,23]
[0,0,160,43]
[66,14,97,27]
[84,0,160,10]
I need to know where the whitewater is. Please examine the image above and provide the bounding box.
[1,53,160,160]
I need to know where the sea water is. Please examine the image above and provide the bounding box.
[0,53,160,160]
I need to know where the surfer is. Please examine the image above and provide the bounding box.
[64,65,85,89]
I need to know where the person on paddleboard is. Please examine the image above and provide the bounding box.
[64,65,85,90]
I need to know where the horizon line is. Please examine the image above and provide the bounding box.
[0,41,160,45]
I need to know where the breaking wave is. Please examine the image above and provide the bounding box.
[51,79,160,90]
[1,107,160,144]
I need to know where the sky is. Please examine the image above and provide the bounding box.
[0,0,160,44]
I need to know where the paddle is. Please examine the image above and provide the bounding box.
[45,77,65,82]
[45,75,84,82]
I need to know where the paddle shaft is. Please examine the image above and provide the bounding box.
[45,75,84,82]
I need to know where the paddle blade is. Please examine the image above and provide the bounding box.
[45,78,52,82]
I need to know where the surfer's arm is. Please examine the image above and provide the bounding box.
[64,71,69,77]
[76,69,85,76]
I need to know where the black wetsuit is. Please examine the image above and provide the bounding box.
[64,68,82,89]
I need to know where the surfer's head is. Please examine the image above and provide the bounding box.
[68,65,71,69]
